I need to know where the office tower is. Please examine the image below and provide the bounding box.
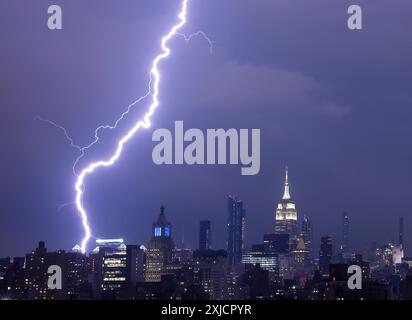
[227,196,246,266]
[241,244,279,279]
[263,234,289,254]
[100,240,127,293]
[301,215,313,257]
[89,244,104,298]
[319,235,333,277]
[66,246,91,299]
[192,250,228,300]
[90,239,124,298]
[399,217,404,247]
[263,233,292,279]
[275,167,298,250]
[341,212,349,253]
[199,220,212,250]
[95,239,146,296]
[145,206,175,282]
[126,245,146,284]
[292,237,312,278]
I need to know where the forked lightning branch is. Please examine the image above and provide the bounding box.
[74,0,191,254]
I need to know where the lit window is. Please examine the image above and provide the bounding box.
[164,227,170,237]
[154,227,162,237]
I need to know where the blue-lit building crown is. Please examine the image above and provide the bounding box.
[152,206,172,238]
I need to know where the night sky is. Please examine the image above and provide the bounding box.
[1,0,412,257]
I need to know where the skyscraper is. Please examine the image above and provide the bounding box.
[292,237,312,278]
[227,196,246,266]
[199,220,212,250]
[101,241,127,293]
[126,245,146,284]
[192,250,228,300]
[341,212,349,253]
[319,235,333,277]
[145,206,175,282]
[90,239,145,297]
[399,217,404,247]
[301,215,313,258]
[66,246,91,299]
[275,167,298,249]
[241,244,279,279]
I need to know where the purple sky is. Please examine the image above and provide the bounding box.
[1,0,412,257]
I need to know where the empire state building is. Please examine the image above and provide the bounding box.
[275,167,298,249]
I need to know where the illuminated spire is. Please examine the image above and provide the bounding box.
[282,166,291,200]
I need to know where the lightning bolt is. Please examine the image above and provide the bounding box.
[36,0,211,254]
[71,30,213,177]
[75,0,193,253]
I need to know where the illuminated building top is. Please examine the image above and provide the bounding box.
[276,167,297,221]
[91,238,125,254]
[152,206,172,238]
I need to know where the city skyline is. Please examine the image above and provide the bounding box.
[1,190,409,300]
[0,165,407,257]
[0,172,406,263]
[0,165,409,300]
[1,0,412,270]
